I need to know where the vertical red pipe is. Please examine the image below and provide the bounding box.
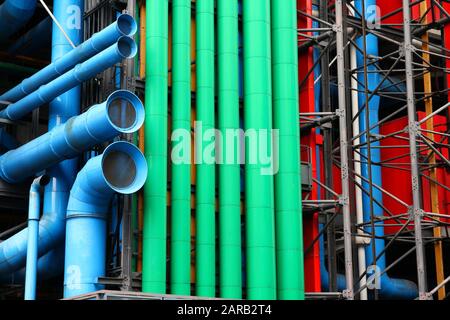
[297,0,321,293]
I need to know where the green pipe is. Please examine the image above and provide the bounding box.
[142,0,168,294]
[134,2,140,77]
[195,0,216,297]
[272,0,305,300]
[171,0,192,296]
[217,0,242,299]
[243,0,277,299]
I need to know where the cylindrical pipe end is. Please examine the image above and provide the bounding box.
[116,36,137,59]
[101,141,147,195]
[116,13,138,37]
[105,90,144,134]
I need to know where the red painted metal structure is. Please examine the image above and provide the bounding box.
[298,0,321,293]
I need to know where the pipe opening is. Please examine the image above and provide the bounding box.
[103,150,137,189]
[108,98,136,129]
[117,14,137,37]
[117,37,137,59]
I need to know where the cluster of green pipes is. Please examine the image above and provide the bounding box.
[142,0,304,300]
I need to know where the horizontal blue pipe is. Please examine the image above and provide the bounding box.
[0,37,137,121]
[0,0,36,44]
[7,17,52,57]
[0,92,144,275]
[0,14,137,104]
[64,141,147,298]
[355,0,418,300]
[0,90,143,184]
[24,175,50,300]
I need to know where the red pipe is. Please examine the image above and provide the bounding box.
[298,0,321,293]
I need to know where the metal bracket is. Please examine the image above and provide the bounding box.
[409,206,424,219]
[332,24,342,33]
[336,108,345,118]
[342,289,354,300]
[339,195,349,206]
[408,121,420,137]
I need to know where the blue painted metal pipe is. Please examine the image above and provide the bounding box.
[0,13,137,104]
[0,90,144,184]
[0,91,144,275]
[355,0,418,299]
[0,245,64,284]
[0,129,19,151]
[63,141,147,298]
[24,175,50,300]
[43,0,85,299]
[0,0,36,44]
[0,37,137,121]
[319,227,346,291]
[7,17,52,58]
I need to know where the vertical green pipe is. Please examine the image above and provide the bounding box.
[217,0,242,299]
[243,0,277,299]
[195,0,216,297]
[171,0,192,295]
[272,0,304,300]
[142,0,168,294]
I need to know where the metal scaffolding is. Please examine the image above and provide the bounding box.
[299,0,450,300]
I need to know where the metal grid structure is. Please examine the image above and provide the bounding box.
[299,0,450,300]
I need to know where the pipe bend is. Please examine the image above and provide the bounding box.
[380,276,418,300]
[64,141,147,298]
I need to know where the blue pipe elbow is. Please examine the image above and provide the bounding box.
[0,0,36,44]
[379,276,419,300]
[64,141,147,298]
[319,228,346,292]
[0,37,137,121]
[0,90,144,184]
[24,175,50,300]
[0,14,137,103]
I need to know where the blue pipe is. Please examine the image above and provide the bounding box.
[24,175,50,300]
[0,91,144,274]
[7,17,52,58]
[0,37,137,121]
[319,227,347,291]
[0,0,36,44]
[0,13,137,104]
[0,90,144,184]
[0,245,64,284]
[43,1,85,294]
[63,141,147,298]
[355,0,418,299]
[0,129,19,151]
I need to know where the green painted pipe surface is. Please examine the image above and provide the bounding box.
[195,0,216,297]
[217,0,242,299]
[142,0,168,294]
[171,0,192,296]
[243,0,277,300]
[272,0,305,300]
